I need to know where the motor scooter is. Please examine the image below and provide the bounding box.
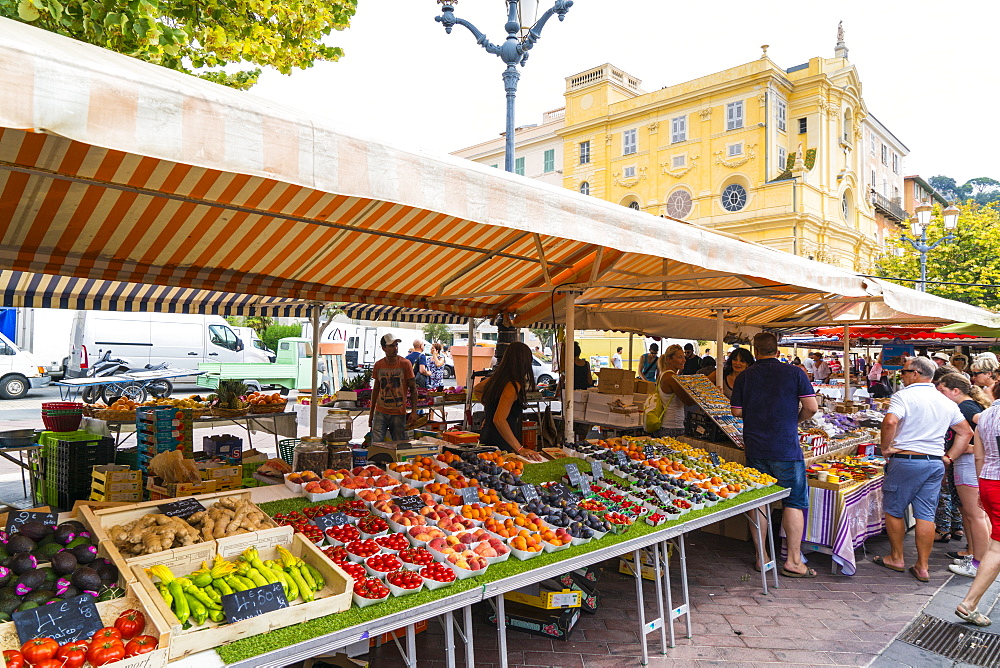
[81,350,173,403]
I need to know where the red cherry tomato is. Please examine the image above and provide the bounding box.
[19,639,59,665]
[124,635,159,658]
[114,609,146,640]
[2,650,25,668]
[86,639,126,666]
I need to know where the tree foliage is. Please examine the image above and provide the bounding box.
[1,0,357,89]
[929,175,1000,206]
[422,324,453,346]
[261,323,302,354]
[529,328,555,348]
[225,315,274,336]
[877,202,1000,310]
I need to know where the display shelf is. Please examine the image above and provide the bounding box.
[213,486,788,667]
[673,374,744,448]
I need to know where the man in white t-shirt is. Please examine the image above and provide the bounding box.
[874,356,973,582]
[611,347,623,369]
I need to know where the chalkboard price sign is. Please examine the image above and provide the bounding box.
[709,452,721,467]
[4,510,58,535]
[395,496,426,513]
[643,444,655,459]
[590,460,604,480]
[615,451,628,467]
[521,484,540,502]
[652,486,673,506]
[157,498,206,519]
[13,594,103,645]
[565,464,584,489]
[222,582,289,624]
[459,487,480,505]
[548,483,580,502]
[312,512,351,531]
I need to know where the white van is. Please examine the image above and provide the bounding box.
[66,312,271,378]
[0,331,51,399]
[232,327,276,363]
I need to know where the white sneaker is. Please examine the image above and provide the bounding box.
[953,555,973,566]
[949,560,978,578]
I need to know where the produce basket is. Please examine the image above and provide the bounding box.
[132,531,353,660]
[190,408,211,418]
[77,489,281,569]
[278,438,300,466]
[210,407,249,417]
[249,401,289,414]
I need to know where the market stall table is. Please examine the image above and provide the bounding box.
[802,475,885,575]
[97,412,297,448]
[164,484,787,668]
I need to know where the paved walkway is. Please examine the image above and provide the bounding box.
[365,530,998,668]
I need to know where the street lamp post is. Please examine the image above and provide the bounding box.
[898,202,961,291]
[435,0,573,173]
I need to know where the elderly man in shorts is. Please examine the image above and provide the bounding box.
[875,356,974,582]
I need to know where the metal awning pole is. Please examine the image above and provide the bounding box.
[715,309,726,388]
[628,333,634,371]
[309,304,322,438]
[564,293,578,444]
[843,324,851,403]
[464,319,475,430]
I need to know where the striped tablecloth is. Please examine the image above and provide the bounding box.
[803,476,884,575]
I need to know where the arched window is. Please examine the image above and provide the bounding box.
[579,181,590,195]
[721,184,747,212]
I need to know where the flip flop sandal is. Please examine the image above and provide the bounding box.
[780,567,817,578]
[956,604,991,626]
[872,556,905,573]
[909,566,930,583]
[935,533,952,543]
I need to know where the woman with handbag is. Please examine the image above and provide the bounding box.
[648,344,693,437]
[473,341,545,462]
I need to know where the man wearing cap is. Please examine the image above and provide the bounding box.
[369,334,419,442]
[681,343,702,375]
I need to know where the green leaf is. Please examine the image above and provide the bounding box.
[17,0,40,20]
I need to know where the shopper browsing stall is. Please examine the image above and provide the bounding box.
[474,341,545,462]
[369,334,419,442]
[955,382,1000,626]
[639,343,659,382]
[935,373,992,577]
[681,343,701,375]
[652,344,694,438]
[731,332,817,578]
[406,340,432,389]
[874,356,973,582]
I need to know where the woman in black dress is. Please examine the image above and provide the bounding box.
[474,341,545,461]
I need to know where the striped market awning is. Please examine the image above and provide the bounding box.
[1,18,996,340]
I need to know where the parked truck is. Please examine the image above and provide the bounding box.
[0,330,51,399]
[301,321,426,372]
[196,337,345,394]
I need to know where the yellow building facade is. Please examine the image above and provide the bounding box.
[560,48,885,272]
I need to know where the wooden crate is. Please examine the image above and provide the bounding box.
[807,476,859,491]
[146,478,218,499]
[131,531,354,661]
[77,489,278,572]
[0,581,172,668]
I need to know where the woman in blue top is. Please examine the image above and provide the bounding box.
[639,343,659,382]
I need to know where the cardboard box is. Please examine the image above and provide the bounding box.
[572,390,590,405]
[198,463,241,480]
[619,548,671,581]
[203,434,242,462]
[700,515,751,541]
[605,411,642,428]
[441,431,479,445]
[145,477,217,499]
[369,619,428,646]
[89,490,142,503]
[505,585,582,610]
[584,406,610,424]
[489,600,580,641]
[634,379,655,395]
[585,392,630,408]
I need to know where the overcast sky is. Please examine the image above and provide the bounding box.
[250,0,998,184]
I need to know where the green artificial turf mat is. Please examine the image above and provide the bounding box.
[218,469,779,663]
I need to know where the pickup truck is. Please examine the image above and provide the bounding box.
[196,337,344,393]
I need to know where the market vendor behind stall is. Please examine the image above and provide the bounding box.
[473,342,545,462]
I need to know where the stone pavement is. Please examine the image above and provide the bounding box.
[365,529,996,668]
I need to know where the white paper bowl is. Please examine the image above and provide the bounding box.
[570,535,592,547]
[542,540,572,553]
[510,547,542,561]
[353,590,389,608]
[304,488,340,502]
[283,473,305,494]
[446,561,488,580]
[421,573,457,590]
[359,529,389,540]
[387,579,423,597]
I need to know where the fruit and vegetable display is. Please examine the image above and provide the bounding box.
[4,610,158,668]
[145,546,326,628]
[807,455,884,485]
[0,521,123,619]
[105,497,276,557]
